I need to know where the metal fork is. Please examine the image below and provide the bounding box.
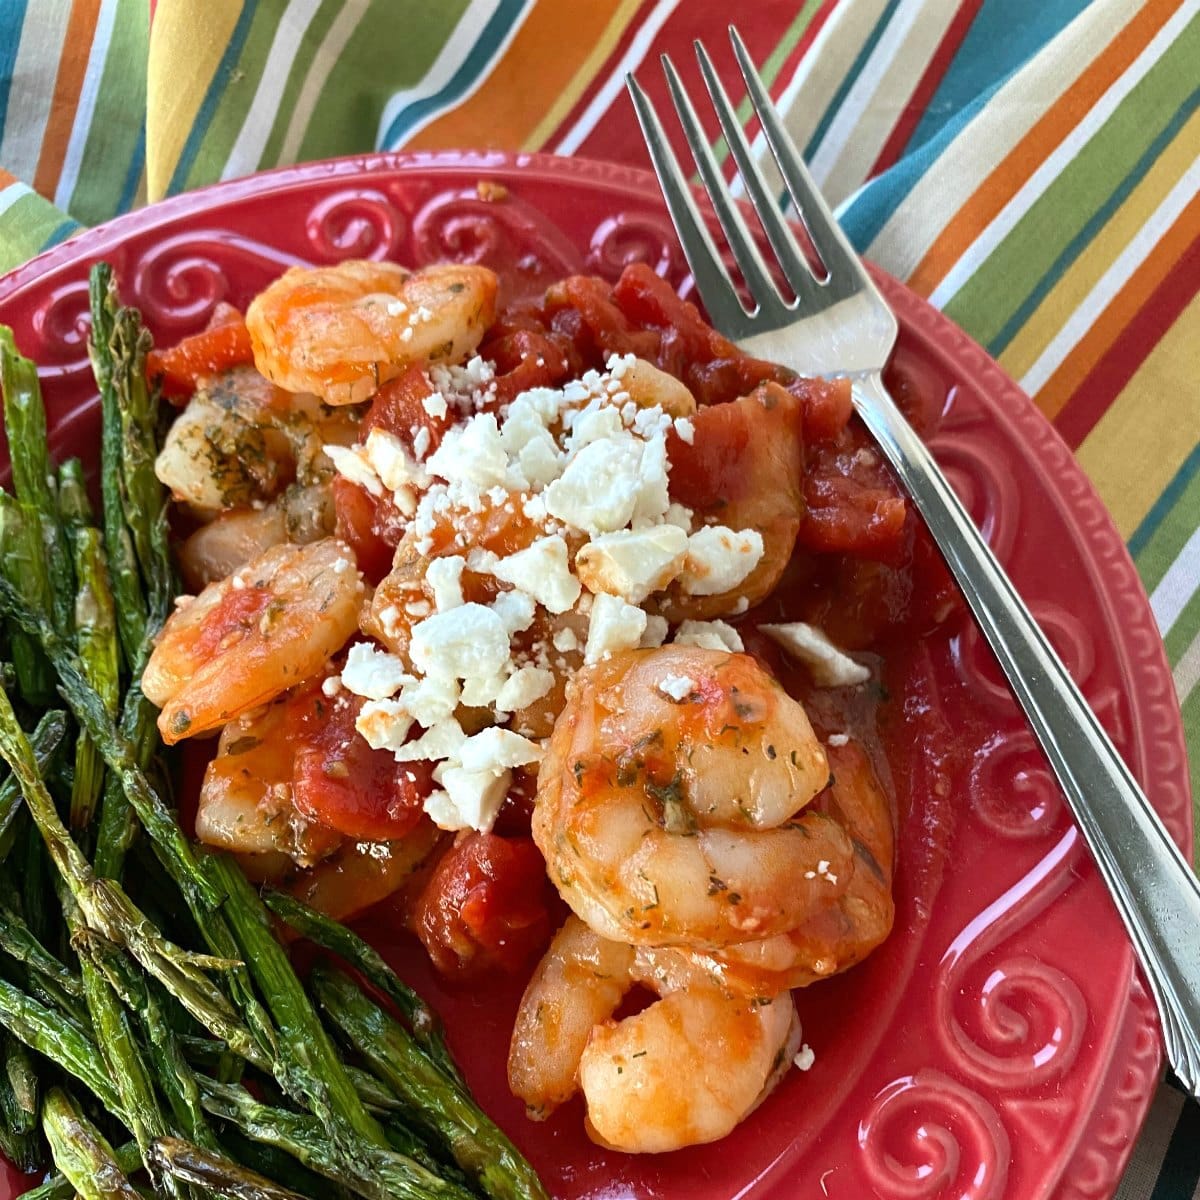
[627,27,1200,1096]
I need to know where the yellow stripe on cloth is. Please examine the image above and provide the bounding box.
[1076,290,1200,538]
[999,104,1200,403]
[146,0,244,202]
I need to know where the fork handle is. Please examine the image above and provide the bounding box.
[852,370,1200,1093]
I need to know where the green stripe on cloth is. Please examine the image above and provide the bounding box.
[0,184,78,274]
[943,12,1200,346]
[254,0,347,171]
[1130,442,1200,564]
[293,0,468,162]
[63,0,148,224]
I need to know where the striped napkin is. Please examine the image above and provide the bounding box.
[0,0,1197,1194]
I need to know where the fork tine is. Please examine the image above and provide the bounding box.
[692,40,823,305]
[659,53,786,318]
[625,74,745,325]
[729,25,864,289]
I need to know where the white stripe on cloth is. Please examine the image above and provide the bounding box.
[808,0,961,208]
[278,0,371,165]
[220,0,325,182]
[1152,524,1200,638]
[860,0,1132,283]
[0,179,34,219]
[1020,153,1200,395]
[53,0,120,210]
[0,0,73,179]
[1173,625,1200,706]
[729,0,890,205]
[1114,1082,1187,1199]
[552,0,679,156]
[925,0,1200,310]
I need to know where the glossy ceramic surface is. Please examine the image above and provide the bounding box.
[0,152,1190,1200]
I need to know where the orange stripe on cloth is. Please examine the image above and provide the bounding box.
[403,0,633,152]
[32,0,103,198]
[907,0,1180,296]
[1037,189,1200,422]
[0,167,19,189]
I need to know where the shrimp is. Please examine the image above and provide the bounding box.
[533,645,853,949]
[508,915,800,1152]
[196,689,344,869]
[142,538,362,744]
[660,382,806,622]
[246,260,499,406]
[155,364,359,517]
[644,738,896,993]
[177,482,336,590]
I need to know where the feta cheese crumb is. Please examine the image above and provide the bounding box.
[490,589,537,635]
[673,620,744,653]
[422,391,448,419]
[584,593,647,664]
[641,614,669,648]
[340,643,410,700]
[355,699,413,752]
[409,603,511,682]
[320,675,342,698]
[494,666,555,711]
[793,1044,815,1072]
[827,733,850,747]
[674,416,695,444]
[761,623,871,687]
[395,719,467,763]
[552,626,580,653]
[423,766,511,833]
[324,443,383,497]
[574,525,687,603]
[658,674,696,702]
[679,526,764,596]
[491,537,581,615]
[426,414,507,488]
[457,727,544,772]
[425,555,465,612]
[544,436,643,534]
[364,428,431,494]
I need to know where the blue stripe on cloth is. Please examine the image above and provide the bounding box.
[1128,441,1200,558]
[985,79,1200,357]
[380,0,529,149]
[0,0,31,137]
[116,122,145,214]
[39,217,80,250]
[802,0,903,162]
[901,0,1093,155]
[167,0,256,195]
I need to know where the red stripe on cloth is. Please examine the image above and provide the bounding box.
[1055,226,1200,449]
[869,0,985,176]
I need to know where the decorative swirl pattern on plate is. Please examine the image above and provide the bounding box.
[925,434,1019,560]
[586,211,684,279]
[28,278,92,381]
[131,231,308,330]
[858,1070,1011,1200]
[305,188,406,261]
[934,831,1086,1090]
[969,732,1065,838]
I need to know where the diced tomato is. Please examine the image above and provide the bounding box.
[291,689,431,842]
[363,362,452,457]
[482,329,575,407]
[413,832,551,978]
[148,306,254,401]
[332,477,394,584]
[789,376,854,443]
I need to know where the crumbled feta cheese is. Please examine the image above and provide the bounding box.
[658,674,696,702]
[673,620,744,653]
[761,623,871,687]
[355,699,413,752]
[544,436,643,534]
[320,675,342,698]
[664,502,694,532]
[575,525,687,603]
[679,526,764,596]
[490,589,537,635]
[552,626,580,653]
[397,673,460,727]
[494,666,555,711]
[641,614,669,648]
[324,443,382,497]
[458,727,544,772]
[364,428,430,494]
[422,391,448,419]
[409,603,511,682]
[394,719,466,763]
[460,671,509,708]
[827,733,850,747]
[425,766,511,833]
[490,537,580,615]
[425,556,465,612]
[340,643,410,700]
[793,1044,815,1072]
[674,416,695,444]
[427,414,507,488]
[631,430,670,527]
[568,404,624,452]
[585,593,648,664]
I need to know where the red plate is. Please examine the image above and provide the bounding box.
[0,153,1190,1200]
